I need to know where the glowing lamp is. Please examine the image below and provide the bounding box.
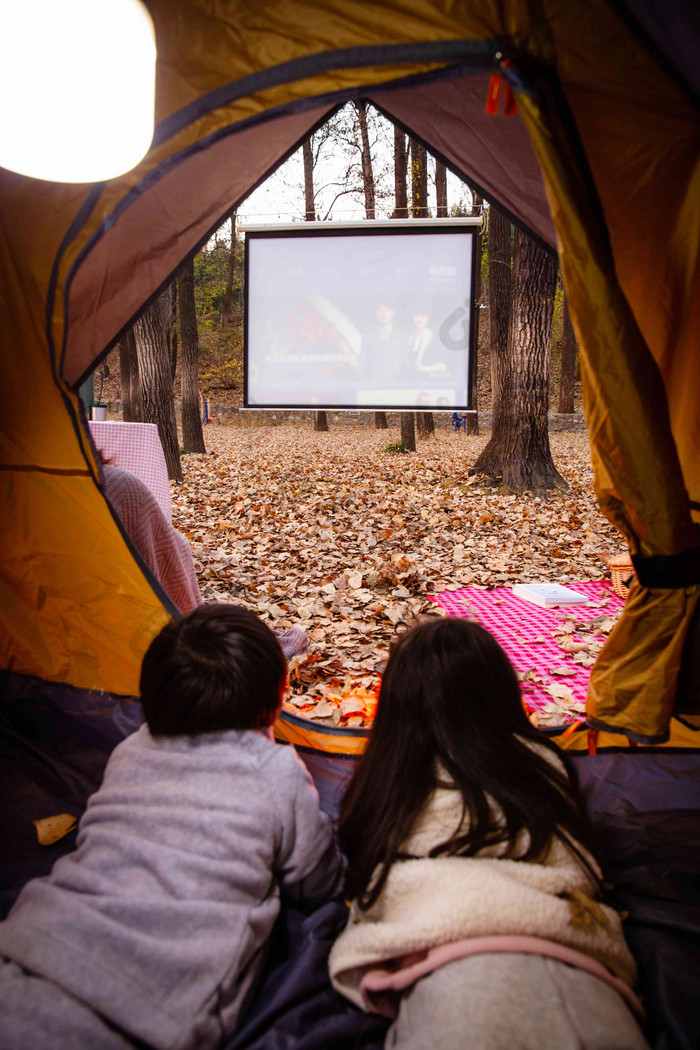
[0,0,156,183]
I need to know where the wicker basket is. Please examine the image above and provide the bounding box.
[608,553,636,600]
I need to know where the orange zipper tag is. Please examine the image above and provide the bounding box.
[485,72,502,114]
[485,70,517,115]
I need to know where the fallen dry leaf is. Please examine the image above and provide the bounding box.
[545,682,576,704]
[557,638,586,654]
[172,426,622,729]
[34,814,77,846]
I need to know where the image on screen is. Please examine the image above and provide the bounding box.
[244,225,476,410]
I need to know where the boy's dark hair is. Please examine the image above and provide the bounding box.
[140,604,286,736]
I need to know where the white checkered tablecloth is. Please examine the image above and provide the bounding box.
[88,421,172,522]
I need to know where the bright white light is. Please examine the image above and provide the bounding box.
[0,0,156,183]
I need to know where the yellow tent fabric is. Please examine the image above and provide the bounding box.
[274,710,369,757]
[507,26,700,741]
[554,716,700,755]
[0,0,698,740]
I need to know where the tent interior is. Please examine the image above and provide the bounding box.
[1,1,699,1047]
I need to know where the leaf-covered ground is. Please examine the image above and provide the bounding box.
[171,425,622,725]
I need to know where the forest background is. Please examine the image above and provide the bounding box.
[90,102,625,730]
[98,101,581,462]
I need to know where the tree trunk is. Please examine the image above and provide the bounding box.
[178,258,206,453]
[410,140,435,433]
[135,293,183,482]
[467,228,483,436]
[473,207,512,472]
[355,101,376,220]
[558,288,577,413]
[168,282,178,380]
[392,127,408,219]
[391,122,418,451]
[435,160,448,218]
[416,412,435,439]
[410,139,428,219]
[303,137,326,431]
[302,139,316,222]
[400,412,416,452]
[467,190,484,434]
[359,102,383,435]
[475,229,565,493]
[119,327,142,422]
[221,211,237,328]
[488,207,512,412]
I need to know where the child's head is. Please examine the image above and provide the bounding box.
[140,604,286,736]
[340,616,598,907]
[374,616,526,744]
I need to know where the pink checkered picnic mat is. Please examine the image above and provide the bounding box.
[430,581,624,724]
[88,421,172,522]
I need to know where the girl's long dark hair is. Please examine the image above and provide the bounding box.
[339,618,600,909]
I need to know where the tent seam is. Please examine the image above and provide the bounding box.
[152,38,502,147]
[65,61,500,387]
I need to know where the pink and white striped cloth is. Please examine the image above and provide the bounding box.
[89,421,172,522]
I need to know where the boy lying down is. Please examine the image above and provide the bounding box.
[0,605,343,1050]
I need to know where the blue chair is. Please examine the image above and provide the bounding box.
[451,412,467,432]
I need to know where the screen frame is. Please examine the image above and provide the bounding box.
[243,219,480,412]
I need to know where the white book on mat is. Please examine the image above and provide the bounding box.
[511,583,589,608]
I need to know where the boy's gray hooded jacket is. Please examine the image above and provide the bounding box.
[0,726,343,1049]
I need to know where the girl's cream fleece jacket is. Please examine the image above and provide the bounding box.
[330,750,637,1009]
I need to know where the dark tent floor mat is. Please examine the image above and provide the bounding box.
[0,672,142,916]
[2,672,699,1049]
[573,753,700,1050]
[227,901,388,1050]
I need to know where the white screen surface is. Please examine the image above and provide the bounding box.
[245,227,474,409]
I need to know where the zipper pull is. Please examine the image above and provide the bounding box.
[485,55,517,116]
[500,58,517,115]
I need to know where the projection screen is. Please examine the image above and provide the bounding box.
[244,220,479,410]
